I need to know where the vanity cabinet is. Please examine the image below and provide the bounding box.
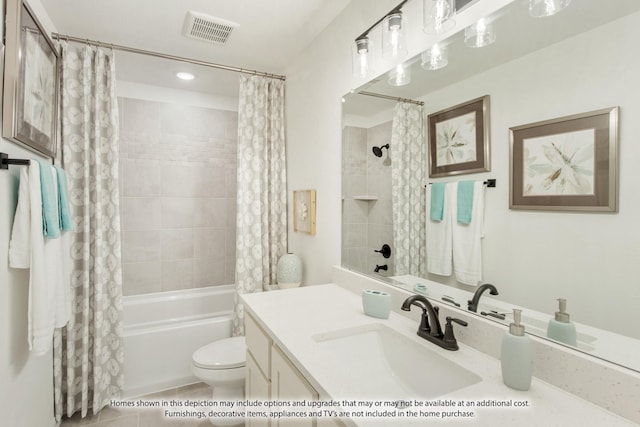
[247,312,332,427]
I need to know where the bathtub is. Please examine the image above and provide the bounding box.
[122,284,235,398]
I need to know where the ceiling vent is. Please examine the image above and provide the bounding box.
[182,11,238,45]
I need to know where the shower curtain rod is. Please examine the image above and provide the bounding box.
[51,33,286,81]
[358,91,424,106]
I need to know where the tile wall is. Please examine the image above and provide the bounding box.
[118,98,238,296]
[342,122,394,277]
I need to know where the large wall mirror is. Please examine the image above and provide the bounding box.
[342,0,640,373]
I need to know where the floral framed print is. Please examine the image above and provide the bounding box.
[428,95,490,178]
[293,190,316,235]
[510,107,619,212]
[2,0,60,158]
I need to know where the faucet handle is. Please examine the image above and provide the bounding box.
[442,317,468,350]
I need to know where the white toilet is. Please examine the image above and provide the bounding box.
[191,336,246,426]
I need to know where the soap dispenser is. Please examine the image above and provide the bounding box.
[546,298,577,347]
[501,309,533,391]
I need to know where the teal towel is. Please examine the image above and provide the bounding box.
[457,181,475,225]
[54,166,72,232]
[430,182,446,221]
[35,159,60,239]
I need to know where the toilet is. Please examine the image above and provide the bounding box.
[191,336,246,426]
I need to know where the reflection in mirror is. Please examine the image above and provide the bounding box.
[342,0,640,373]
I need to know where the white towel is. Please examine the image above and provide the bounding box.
[426,182,454,276]
[452,181,485,285]
[9,162,71,355]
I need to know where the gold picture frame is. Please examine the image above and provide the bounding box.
[293,190,316,235]
[2,0,60,158]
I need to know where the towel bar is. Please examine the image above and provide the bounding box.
[425,179,496,188]
[1,152,31,170]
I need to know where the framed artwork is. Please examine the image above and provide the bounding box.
[2,0,60,158]
[510,107,619,212]
[428,95,490,177]
[293,190,316,235]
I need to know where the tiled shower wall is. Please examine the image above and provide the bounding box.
[342,121,394,277]
[118,97,238,296]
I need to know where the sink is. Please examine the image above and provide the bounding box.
[312,324,481,400]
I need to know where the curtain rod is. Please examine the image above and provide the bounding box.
[51,33,286,81]
[358,91,424,106]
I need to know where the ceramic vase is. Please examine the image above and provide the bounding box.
[277,253,302,289]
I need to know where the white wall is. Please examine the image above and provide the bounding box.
[0,2,58,426]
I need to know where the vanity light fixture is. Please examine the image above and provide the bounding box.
[382,12,408,60]
[176,71,195,80]
[423,0,455,34]
[528,0,571,18]
[421,43,448,70]
[388,63,411,86]
[464,18,496,48]
[353,36,371,78]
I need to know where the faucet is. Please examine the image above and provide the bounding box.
[401,295,467,351]
[374,264,388,273]
[467,283,499,313]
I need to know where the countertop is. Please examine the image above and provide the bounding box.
[241,284,636,426]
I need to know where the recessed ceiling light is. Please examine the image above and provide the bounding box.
[176,72,195,80]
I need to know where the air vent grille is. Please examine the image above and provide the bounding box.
[182,11,238,45]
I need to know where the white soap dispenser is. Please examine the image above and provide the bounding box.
[501,309,533,391]
[546,298,577,347]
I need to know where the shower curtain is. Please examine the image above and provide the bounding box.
[232,75,287,336]
[391,102,427,277]
[53,43,123,421]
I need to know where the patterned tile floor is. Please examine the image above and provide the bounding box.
[60,383,216,427]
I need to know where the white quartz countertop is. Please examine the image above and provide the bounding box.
[241,284,636,426]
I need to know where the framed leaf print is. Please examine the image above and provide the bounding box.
[428,95,490,178]
[509,107,619,212]
[2,0,60,158]
[293,190,316,235]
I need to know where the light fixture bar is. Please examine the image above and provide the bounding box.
[355,0,410,42]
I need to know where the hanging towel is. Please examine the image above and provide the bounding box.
[9,162,56,355]
[453,181,486,286]
[457,180,475,225]
[54,166,73,231]
[427,182,454,276]
[430,182,446,221]
[35,159,60,239]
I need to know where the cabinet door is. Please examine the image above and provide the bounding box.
[271,345,318,427]
[246,351,270,427]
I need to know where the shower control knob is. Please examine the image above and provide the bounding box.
[374,244,391,259]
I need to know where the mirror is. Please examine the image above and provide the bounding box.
[342,0,640,372]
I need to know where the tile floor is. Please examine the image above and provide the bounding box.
[60,383,215,427]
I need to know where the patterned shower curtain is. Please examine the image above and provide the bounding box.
[232,75,287,336]
[391,102,427,277]
[53,42,123,421]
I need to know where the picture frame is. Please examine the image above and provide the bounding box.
[293,190,316,235]
[428,95,490,178]
[2,0,60,158]
[509,107,619,212]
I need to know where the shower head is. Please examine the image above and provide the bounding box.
[372,144,390,157]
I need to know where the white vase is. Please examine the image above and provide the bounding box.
[277,253,302,289]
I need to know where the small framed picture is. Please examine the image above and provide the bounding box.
[293,190,316,235]
[509,107,619,212]
[2,0,60,158]
[428,95,490,177]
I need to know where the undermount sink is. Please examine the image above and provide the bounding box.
[312,323,481,400]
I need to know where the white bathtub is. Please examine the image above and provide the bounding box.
[123,284,235,398]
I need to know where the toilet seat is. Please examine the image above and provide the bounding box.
[192,336,246,370]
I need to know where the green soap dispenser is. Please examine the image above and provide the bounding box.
[501,309,533,391]
[546,298,577,346]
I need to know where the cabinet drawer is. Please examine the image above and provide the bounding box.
[245,312,272,377]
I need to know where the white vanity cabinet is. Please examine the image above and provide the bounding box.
[246,312,328,427]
